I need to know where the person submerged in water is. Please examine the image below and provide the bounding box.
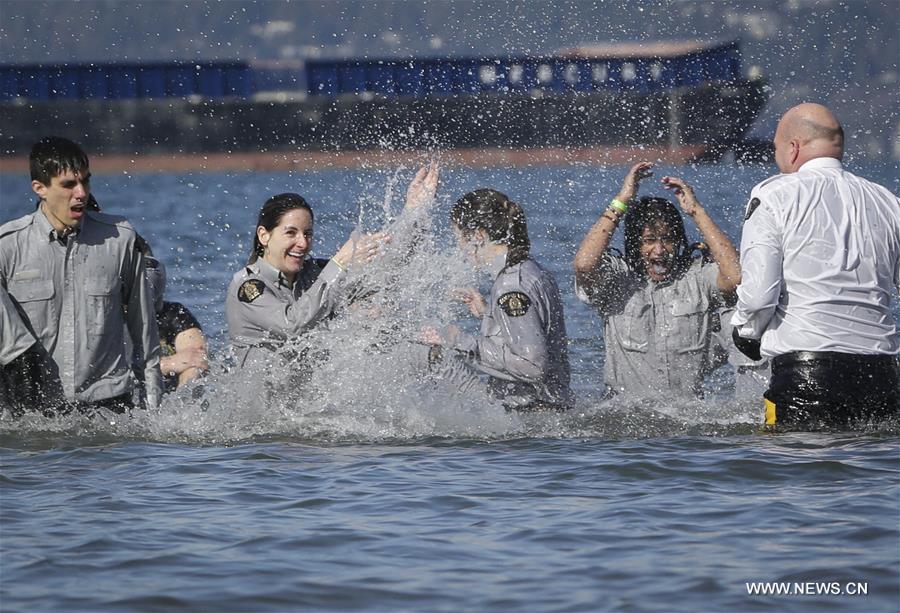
[143,253,208,393]
[421,188,572,412]
[573,162,741,399]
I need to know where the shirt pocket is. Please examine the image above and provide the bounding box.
[619,301,651,353]
[85,276,120,334]
[8,279,55,338]
[670,296,709,354]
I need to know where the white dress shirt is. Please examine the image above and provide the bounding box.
[732,157,900,357]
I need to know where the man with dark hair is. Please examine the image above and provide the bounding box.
[732,103,900,429]
[0,136,162,414]
[573,162,741,398]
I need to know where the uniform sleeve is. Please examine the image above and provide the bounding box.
[574,253,630,315]
[699,261,734,309]
[124,239,163,408]
[731,190,783,340]
[0,284,36,366]
[236,260,345,338]
[452,286,549,384]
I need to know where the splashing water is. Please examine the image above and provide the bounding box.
[2,166,896,445]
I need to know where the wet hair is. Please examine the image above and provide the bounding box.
[248,193,314,264]
[450,189,530,268]
[623,196,690,277]
[29,136,90,185]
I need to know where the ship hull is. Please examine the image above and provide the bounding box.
[0,79,767,168]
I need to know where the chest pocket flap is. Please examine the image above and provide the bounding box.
[671,297,707,317]
[85,276,116,296]
[9,280,54,302]
[669,296,709,354]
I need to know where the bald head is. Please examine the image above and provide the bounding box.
[773,103,844,173]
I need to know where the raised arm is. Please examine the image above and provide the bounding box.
[574,161,652,296]
[404,162,439,212]
[662,175,741,295]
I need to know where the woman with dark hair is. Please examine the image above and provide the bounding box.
[225,192,386,368]
[422,189,572,411]
[573,162,741,398]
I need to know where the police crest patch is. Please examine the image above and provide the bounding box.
[238,279,265,303]
[498,291,531,317]
[744,197,761,221]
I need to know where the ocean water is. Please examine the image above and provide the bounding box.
[1,160,898,612]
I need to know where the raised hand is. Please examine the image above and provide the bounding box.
[616,161,653,204]
[451,287,486,317]
[661,175,701,217]
[405,161,440,210]
[334,232,391,268]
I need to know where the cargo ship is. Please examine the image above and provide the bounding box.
[0,41,768,170]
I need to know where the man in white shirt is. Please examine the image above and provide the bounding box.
[732,103,900,430]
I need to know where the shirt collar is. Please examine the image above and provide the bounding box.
[34,207,81,244]
[798,156,843,172]
[253,257,294,288]
[488,251,508,279]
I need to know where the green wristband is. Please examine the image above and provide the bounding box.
[609,198,628,215]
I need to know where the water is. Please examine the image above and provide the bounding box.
[1,161,898,611]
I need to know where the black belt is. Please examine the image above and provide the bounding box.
[775,351,895,364]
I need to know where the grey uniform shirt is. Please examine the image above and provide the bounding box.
[449,254,572,409]
[0,209,162,406]
[0,284,36,365]
[576,254,727,398]
[226,257,345,367]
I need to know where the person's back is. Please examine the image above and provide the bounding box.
[748,160,900,354]
[732,102,899,429]
[486,257,572,409]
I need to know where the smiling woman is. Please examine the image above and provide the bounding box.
[225,192,386,371]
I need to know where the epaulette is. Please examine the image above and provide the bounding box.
[0,214,35,240]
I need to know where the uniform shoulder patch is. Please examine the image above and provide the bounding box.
[744,197,761,221]
[238,279,265,303]
[497,291,531,317]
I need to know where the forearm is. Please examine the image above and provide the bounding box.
[283,260,345,334]
[732,247,781,338]
[691,208,741,290]
[178,367,202,387]
[574,209,622,284]
[453,331,546,383]
[159,353,203,376]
